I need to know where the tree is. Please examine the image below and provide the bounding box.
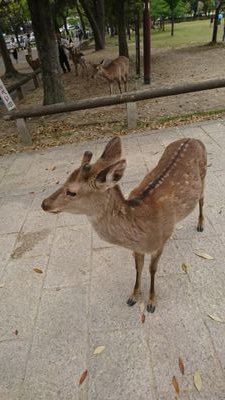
[163,0,186,35]
[0,24,21,79]
[27,0,65,105]
[212,0,224,43]
[79,0,105,50]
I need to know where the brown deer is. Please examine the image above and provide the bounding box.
[42,137,207,313]
[25,54,40,71]
[67,45,88,77]
[92,56,129,94]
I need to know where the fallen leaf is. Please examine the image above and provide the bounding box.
[208,314,225,323]
[194,370,202,392]
[181,263,188,273]
[79,369,88,385]
[0,283,5,288]
[176,224,183,230]
[139,302,145,313]
[141,313,146,324]
[179,357,185,375]
[51,166,56,171]
[207,163,212,168]
[33,268,43,274]
[194,251,214,260]
[14,329,18,335]
[55,180,60,185]
[93,346,105,355]
[172,375,180,395]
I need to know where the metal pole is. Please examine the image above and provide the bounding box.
[143,0,151,84]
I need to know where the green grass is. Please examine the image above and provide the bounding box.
[152,19,223,48]
[106,19,224,49]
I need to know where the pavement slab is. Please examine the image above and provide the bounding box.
[1,120,225,399]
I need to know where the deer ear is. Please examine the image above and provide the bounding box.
[100,137,122,161]
[95,159,126,189]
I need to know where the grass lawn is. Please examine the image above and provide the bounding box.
[152,19,224,47]
[107,19,224,50]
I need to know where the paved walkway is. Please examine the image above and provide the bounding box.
[0,120,225,400]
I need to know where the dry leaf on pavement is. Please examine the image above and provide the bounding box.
[179,357,185,375]
[172,375,180,395]
[208,314,224,323]
[181,263,188,273]
[139,302,145,313]
[33,268,43,274]
[141,313,146,324]
[79,369,88,385]
[194,251,214,260]
[194,370,202,392]
[93,346,105,355]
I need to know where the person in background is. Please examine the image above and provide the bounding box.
[24,33,32,57]
[56,33,71,73]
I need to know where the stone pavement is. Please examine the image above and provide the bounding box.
[1,120,225,400]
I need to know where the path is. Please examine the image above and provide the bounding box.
[0,121,225,399]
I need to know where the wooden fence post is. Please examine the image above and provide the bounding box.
[16,118,32,145]
[127,102,137,129]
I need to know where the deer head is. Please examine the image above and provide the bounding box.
[91,59,104,78]
[42,137,126,216]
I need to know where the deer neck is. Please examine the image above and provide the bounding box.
[88,185,135,247]
[99,66,112,81]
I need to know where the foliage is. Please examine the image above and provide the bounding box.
[151,0,187,18]
[0,0,30,35]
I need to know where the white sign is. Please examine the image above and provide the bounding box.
[0,78,16,111]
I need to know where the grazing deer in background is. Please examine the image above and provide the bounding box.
[25,54,40,71]
[67,44,88,77]
[92,56,129,94]
[42,137,207,313]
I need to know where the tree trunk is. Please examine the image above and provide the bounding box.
[63,15,70,37]
[117,0,129,57]
[27,0,65,105]
[171,14,174,36]
[212,1,223,44]
[0,26,21,79]
[79,0,105,50]
[76,1,87,38]
[94,0,105,47]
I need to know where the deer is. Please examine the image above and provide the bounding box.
[42,136,207,313]
[92,56,129,95]
[25,54,40,71]
[67,44,88,77]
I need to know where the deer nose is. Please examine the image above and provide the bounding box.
[41,199,49,212]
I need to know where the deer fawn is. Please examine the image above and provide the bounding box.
[68,45,88,77]
[92,56,129,94]
[42,137,207,313]
[25,54,40,71]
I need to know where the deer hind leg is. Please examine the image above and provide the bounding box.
[117,79,122,94]
[127,253,145,306]
[147,249,163,313]
[197,197,204,232]
[123,75,128,92]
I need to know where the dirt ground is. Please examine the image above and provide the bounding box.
[1,42,225,155]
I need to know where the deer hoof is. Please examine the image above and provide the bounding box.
[147,303,155,313]
[127,297,137,307]
[197,224,204,232]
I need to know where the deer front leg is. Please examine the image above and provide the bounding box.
[197,197,204,232]
[147,249,163,313]
[127,253,145,306]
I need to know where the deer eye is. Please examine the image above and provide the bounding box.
[66,190,76,197]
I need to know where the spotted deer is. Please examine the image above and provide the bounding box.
[92,56,129,94]
[42,137,207,313]
[67,45,88,77]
